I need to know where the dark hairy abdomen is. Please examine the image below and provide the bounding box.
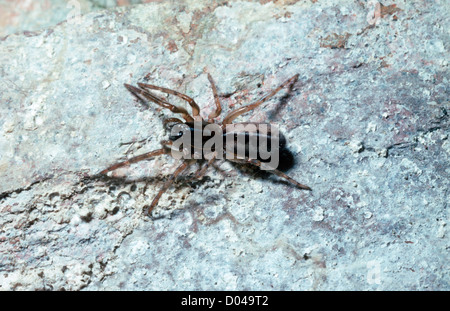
[180,122,288,166]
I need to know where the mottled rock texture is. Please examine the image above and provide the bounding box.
[0,0,148,37]
[0,0,448,290]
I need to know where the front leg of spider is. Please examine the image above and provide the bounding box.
[99,147,169,175]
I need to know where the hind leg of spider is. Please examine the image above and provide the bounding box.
[222,74,299,125]
[124,83,194,122]
[147,160,194,216]
[207,73,222,122]
[137,83,200,117]
[232,157,311,191]
[195,155,216,179]
[100,143,171,175]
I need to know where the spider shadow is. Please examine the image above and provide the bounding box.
[90,166,217,218]
[228,147,298,188]
[92,163,213,189]
[266,82,298,122]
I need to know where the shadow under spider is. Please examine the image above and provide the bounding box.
[90,143,297,190]
[228,147,298,187]
[93,166,212,187]
[266,81,299,122]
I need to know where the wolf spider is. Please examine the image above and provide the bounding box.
[100,73,311,216]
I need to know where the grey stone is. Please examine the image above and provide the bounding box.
[0,1,448,290]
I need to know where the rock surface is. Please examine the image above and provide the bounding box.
[0,0,448,290]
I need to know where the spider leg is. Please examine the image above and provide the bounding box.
[195,156,216,179]
[207,73,222,122]
[163,117,184,125]
[147,160,194,216]
[99,148,170,175]
[222,74,299,125]
[137,82,200,117]
[160,140,173,147]
[163,117,184,130]
[230,157,311,191]
[124,83,194,122]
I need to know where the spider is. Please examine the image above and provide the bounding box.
[100,73,311,216]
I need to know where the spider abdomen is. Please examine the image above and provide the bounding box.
[170,121,287,167]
